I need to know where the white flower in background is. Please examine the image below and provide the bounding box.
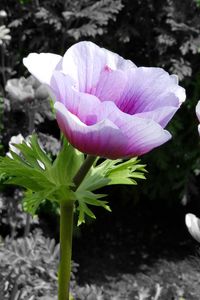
[5,76,49,108]
[0,25,11,45]
[0,10,7,18]
[7,134,45,170]
[195,100,200,135]
[5,77,35,102]
[185,213,200,243]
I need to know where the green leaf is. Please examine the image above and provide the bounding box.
[75,187,111,225]
[47,185,76,204]
[0,133,146,223]
[23,190,47,215]
[98,157,147,185]
[0,135,78,215]
[78,168,110,191]
[77,201,96,226]
[79,157,146,190]
[5,176,45,191]
[75,156,146,224]
[30,134,52,167]
[50,140,84,186]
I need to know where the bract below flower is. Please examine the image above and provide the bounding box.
[23,41,186,159]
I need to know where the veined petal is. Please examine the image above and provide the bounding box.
[89,66,127,103]
[61,41,136,93]
[61,41,107,92]
[55,99,171,158]
[105,106,171,156]
[123,118,171,157]
[51,71,103,125]
[103,46,136,71]
[54,102,127,159]
[50,71,126,125]
[117,67,185,114]
[50,71,76,105]
[134,106,178,127]
[23,53,62,85]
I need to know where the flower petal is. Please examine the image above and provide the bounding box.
[103,47,136,71]
[54,102,127,159]
[61,41,136,93]
[170,74,186,102]
[134,106,178,127]
[122,118,172,157]
[55,99,171,158]
[51,71,103,125]
[50,71,127,125]
[116,67,185,114]
[196,100,200,122]
[23,53,62,85]
[185,213,200,243]
[89,67,127,103]
[50,71,76,105]
[106,109,171,156]
[96,102,171,156]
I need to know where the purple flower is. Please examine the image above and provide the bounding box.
[196,100,200,135]
[23,41,185,159]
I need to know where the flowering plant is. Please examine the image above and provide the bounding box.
[0,41,185,300]
[23,41,185,159]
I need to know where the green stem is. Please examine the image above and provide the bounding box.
[73,155,96,189]
[59,201,74,300]
[58,155,96,300]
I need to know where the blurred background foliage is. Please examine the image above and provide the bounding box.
[0,0,200,224]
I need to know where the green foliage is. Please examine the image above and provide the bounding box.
[0,134,146,224]
[0,135,79,215]
[76,157,146,225]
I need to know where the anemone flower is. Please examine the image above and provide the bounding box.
[23,41,185,159]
